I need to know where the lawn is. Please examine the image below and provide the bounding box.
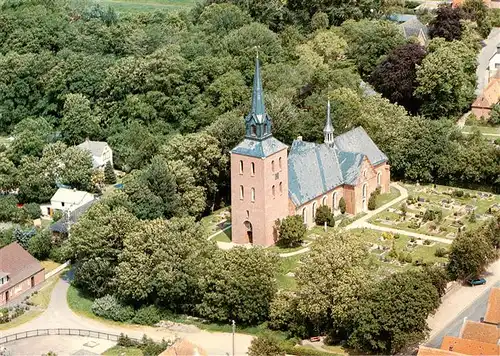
[200,207,231,237]
[0,275,59,330]
[41,260,61,273]
[209,226,231,242]
[462,125,500,136]
[96,0,197,13]
[276,254,303,290]
[377,186,401,206]
[103,346,143,356]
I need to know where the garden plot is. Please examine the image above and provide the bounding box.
[369,183,500,239]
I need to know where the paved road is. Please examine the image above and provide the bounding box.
[426,281,500,348]
[1,277,253,355]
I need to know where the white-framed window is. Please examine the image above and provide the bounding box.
[362,183,368,199]
[251,125,257,136]
[322,196,327,205]
[332,192,338,210]
[251,162,255,176]
[312,202,317,219]
[251,188,255,202]
[302,207,307,224]
[239,160,243,174]
[377,172,382,186]
[240,185,244,200]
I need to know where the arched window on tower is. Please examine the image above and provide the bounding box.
[251,162,255,176]
[251,188,255,202]
[264,123,268,134]
[271,160,275,172]
[251,125,257,136]
[240,185,244,200]
[272,185,275,197]
[279,157,282,170]
[279,182,283,194]
[239,160,243,174]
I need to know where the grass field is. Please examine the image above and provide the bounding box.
[462,125,500,137]
[97,0,197,13]
[41,260,61,273]
[103,346,143,356]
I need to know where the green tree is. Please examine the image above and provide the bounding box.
[462,0,491,38]
[0,153,18,192]
[199,3,251,36]
[489,103,500,124]
[368,192,377,210]
[23,203,41,220]
[447,229,496,280]
[295,232,370,332]
[248,334,285,356]
[74,257,116,297]
[428,4,465,41]
[28,229,52,260]
[197,247,278,325]
[315,205,334,226]
[415,38,476,119]
[9,117,53,164]
[61,93,100,145]
[59,146,94,191]
[276,215,306,247]
[104,161,116,184]
[341,19,405,77]
[115,217,215,311]
[348,270,441,353]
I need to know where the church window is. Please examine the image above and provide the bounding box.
[272,160,275,172]
[251,188,255,202]
[302,208,307,224]
[332,192,338,210]
[363,170,367,179]
[264,123,268,134]
[322,196,327,206]
[239,160,243,174]
[362,184,368,199]
[377,172,382,186]
[272,185,275,197]
[279,157,282,170]
[246,210,250,218]
[279,182,283,194]
[251,125,257,136]
[251,162,255,176]
[312,202,317,219]
[240,185,244,199]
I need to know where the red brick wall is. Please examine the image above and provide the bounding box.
[231,148,289,246]
[472,107,492,120]
[0,269,45,306]
[293,186,344,229]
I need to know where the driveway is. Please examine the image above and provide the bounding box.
[1,278,253,355]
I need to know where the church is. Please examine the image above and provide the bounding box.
[230,58,391,246]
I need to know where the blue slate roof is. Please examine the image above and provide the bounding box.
[231,137,288,158]
[288,126,388,206]
[335,127,388,166]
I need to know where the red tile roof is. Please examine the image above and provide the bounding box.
[440,336,499,355]
[159,339,208,356]
[485,288,500,325]
[0,242,44,294]
[461,320,499,344]
[472,78,500,109]
[418,346,467,356]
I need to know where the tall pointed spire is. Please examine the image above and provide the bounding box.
[250,55,266,122]
[323,100,334,146]
[244,55,272,140]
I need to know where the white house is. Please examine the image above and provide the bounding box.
[46,188,95,216]
[77,139,113,169]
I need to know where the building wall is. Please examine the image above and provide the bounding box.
[50,194,94,213]
[231,148,289,246]
[352,158,379,213]
[293,186,344,229]
[374,162,391,194]
[488,53,500,79]
[0,269,45,306]
[472,106,492,120]
[101,145,113,168]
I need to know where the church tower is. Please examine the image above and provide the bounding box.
[230,57,289,246]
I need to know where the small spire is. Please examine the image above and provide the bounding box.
[250,56,266,122]
[323,100,334,146]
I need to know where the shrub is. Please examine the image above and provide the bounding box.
[452,190,464,198]
[368,194,377,210]
[52,210,63,222]
[28,230,52,260]
[140,335,172,356]
[339,197,346,214]
[248,334,285,356]
[435,247,447,257]
[117,333,139,347]
[22,203,41,220]
[276,215,306,248]
[423,239,432,245]
[423,208,443,223]
[0,195,18,222]
[132,305,162,326]
[315,205,334,227]
[92,295,135,322]
[104,161,117,184]
[468,213,477,223]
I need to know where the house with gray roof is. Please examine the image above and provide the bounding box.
[399,17,428,46]
[230,57,391,246]
[77,139,113,169]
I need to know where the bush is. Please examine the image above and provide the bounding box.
[423,239,431,245]
[48,246,67,263]
[22,203,41,220]
[117,333,139,347]
[368,194,377,210]
[52,210,63,222]
[339,197,346,214]
[92,295,135,322]
[28,230,52,260]
[452,190,464,198]
[276,215,306,248]
[248,334,285,356]
[315,205,334,227]
[104,161,117,184]
[0,195,18,222]
[132,305,162,325]
[468,213,477,223]
[435,247,447,257]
